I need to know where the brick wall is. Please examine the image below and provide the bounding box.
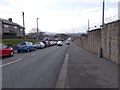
[73,20,119,64]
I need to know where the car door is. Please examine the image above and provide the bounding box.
[28,42,34,50]
[2,45,10,56]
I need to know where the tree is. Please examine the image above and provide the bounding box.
[29,28,41,34]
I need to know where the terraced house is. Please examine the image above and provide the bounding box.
[0,18,24,39]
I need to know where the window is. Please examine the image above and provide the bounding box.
[20,28,23,31]
[3,24,9,28]
[14,26,18,29]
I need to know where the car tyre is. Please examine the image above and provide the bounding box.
[27,49,30,52]
[17,50,20,53]
[33,48,36,51]
[10,51,14,56]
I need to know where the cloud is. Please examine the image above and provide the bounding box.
[0,0,119,33]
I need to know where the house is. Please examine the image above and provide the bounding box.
[0,18,24,39]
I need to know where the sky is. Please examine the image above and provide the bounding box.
[0,0,119,33]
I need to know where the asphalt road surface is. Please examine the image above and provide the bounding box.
[2,44,69,88]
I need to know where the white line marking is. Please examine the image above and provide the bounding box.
[31,53,38,56]
[0,59,22,68]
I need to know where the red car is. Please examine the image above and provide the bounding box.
[0,43,14,57]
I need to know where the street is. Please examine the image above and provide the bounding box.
[0,0,119,89]
[2,44,69,88]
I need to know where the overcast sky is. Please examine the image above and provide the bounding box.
[0,0,119,33]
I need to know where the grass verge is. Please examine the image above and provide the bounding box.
[1,39,40,46]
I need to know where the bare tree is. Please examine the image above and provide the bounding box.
[30,28,37,34]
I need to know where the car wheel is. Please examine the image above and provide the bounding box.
[10,51,14,56]
[17,50,20,53]
[33,48,36,51]
[27,49,30,52]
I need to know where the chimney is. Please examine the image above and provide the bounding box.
[8,18,12,22]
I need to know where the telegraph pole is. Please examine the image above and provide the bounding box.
[22,12,25,37]
[36,18,39,34]
[36,18,39,39]
[88,19,90,31]
[98,0,105,58]
[102,0,105,27]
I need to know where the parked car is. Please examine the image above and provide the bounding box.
[41,41,50,47]
[66,41,70,45]
[0,43,14,57]
[34,42,45,49]
[16,42,36,53]
[49,41,55,46]
[53,41,57,45]
[57,41,63,46]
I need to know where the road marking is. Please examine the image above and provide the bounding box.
[31,53,38,56]
[0,59,22,68]
[56,53,69,88]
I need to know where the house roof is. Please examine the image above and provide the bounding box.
[0,18,23,28]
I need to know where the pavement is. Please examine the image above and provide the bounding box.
[57,42,118,88]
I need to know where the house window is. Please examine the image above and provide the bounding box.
[14,26,18,29]
[3,24,9,28]
[20,28,23,31]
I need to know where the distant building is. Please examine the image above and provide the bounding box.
[0,18,24,39]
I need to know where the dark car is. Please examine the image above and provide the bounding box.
[16,42,36,53]
[0,43,14,57]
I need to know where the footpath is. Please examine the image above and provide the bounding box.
[57,42,118,88]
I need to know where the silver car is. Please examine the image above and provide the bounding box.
[57,41,63,46]
[34,42,45,49]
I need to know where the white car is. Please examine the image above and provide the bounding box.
[34,42,45,49]
[66,41,70,45]
[57,41,63,46]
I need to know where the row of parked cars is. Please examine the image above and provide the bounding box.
[0,40,69,57]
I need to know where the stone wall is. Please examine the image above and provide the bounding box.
[101,20,119,64]
[73,20,119,64]
[87,29,101,54]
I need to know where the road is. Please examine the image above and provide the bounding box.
[2,44,69,88]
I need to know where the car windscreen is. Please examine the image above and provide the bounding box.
[35,42,39,44]
[0,44,7,49]
[18,42,26,45]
